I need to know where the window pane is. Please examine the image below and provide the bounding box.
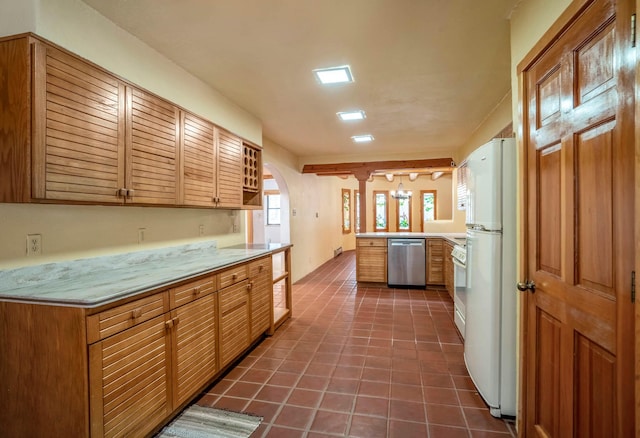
[423,193,435,221]
[398,198,410,230]
[267,194,281,225]
[375,193,387,229]
[355,191,360,232]
[342,189,350,232]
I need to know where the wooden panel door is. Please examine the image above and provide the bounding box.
[170,293,217,407]
[218,280,250,368]
[521,0,634,435]
[126,87,179,205]
[249,257,273,341]
[89,314,172,438]
[32,43,125,203]
[216,128,243,208]
[181,112,216,207]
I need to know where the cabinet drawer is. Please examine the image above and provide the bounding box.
[87,292,169,344]
[357,238,387,247]
[170,274,217,309]
[249,256,271,277]
[218,265,248,289]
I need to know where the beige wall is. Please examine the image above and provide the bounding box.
[0,0,260,268]
[262,139,351,282]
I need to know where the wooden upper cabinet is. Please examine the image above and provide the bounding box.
[216,129,243,208]
[32,41,126,203]
[181,112,216,207]
[242,142,263,209]
[125,87,179,205]
[0,34,258,209]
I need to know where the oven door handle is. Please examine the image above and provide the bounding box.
[452,258,466,269]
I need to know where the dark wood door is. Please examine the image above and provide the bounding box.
[521,0,634,436]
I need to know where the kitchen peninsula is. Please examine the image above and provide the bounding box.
[0,241,291,437]
[356,233,464,293]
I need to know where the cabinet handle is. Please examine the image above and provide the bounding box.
[131,308,142,319]
[247,282,253,291]
[165,319,174,330]
[232,273,238,280]
[173,316,180,326]
[117,188,128,198]
[193,286,201,296]
[127,189,135,199]
[258,265,264,272]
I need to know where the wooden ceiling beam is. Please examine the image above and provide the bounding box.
[301,158,455,176]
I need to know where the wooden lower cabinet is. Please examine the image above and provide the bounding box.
[426,238,445,285]
[356,238,387,283]
[218,280,251,369]
[89,315,173,438]
[171,293,217,407]
[249,256,273,340]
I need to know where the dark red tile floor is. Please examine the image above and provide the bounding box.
[196,250,516,437]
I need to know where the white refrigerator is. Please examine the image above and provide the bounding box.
[464,138,517,418]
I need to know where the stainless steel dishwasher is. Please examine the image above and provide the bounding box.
[387,238,426,287]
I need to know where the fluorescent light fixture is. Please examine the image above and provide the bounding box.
[313,65,354,85]
[351,134,374,143]
[337,110,366,121]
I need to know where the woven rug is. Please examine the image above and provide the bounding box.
[156,405,262,438]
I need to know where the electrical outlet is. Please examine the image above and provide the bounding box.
[199,224,204,236]
[26,234,42,256]
[233,223,239,233]
[138,228,146,243]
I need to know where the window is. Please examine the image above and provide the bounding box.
[341,189,351,233]
[396,196,412,231]
[354,190,360,233]
[266,193,281,225]
[373,191,389,232]
[421,190,437,231]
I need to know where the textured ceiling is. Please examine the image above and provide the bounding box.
[81,0,516,161]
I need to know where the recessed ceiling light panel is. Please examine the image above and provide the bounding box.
[351,134,374,143]
[313,65,354,85]
[337,110,366,121]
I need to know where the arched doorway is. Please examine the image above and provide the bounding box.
[247,163,291,245]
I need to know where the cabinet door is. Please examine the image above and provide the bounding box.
[216,129,243,208]
[126,87,179,205]
[32,42,125,203]
[249,257,272,340]
[427,239,444,285]
[171,293,217,407]
[218,280,250,368]
[356,239,387,283]
[89,315,172,438]
[181,112,216,207]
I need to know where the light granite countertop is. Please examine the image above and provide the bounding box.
[0,241,282,308]
[356,232,466,245]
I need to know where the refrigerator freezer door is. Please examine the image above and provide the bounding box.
[465,139,503,231]
[464,229,502,413]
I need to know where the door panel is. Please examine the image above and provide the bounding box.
[522,0,634,436]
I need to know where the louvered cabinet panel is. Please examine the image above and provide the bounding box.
[216,129,242,208]
[171,293,217,407]
[126,87,179,205]
[218,280,250,368]
[427,238,444,285]
[182,113,216,207]
[249,259,272,341]
[32,43,125,203]
[89,315,172,438]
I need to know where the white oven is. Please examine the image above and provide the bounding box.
[451,244,467,339]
